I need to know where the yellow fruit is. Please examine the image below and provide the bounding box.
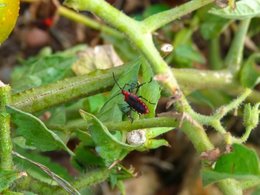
[0,0,20,44]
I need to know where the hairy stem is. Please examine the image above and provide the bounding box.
[16,168,109,194]
[0,82,13,170]
[11,64,260,113]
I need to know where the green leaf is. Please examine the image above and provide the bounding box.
[7,106,74,155]
[14,148,71,184]
[173,28,193,47]
[13,150,80,194]
[47,106,66,126]
[74,129,94,146]
[139,59,161,118]
[144,139,169,150]
[146,127,173,139]
[101,34,138,61]
[109,165,136,188]
[209,0,260,19]
[23,192,38,195]
[72,143,104,171]
[200,14,230,40]
[215,144,260,174]
[11,45,86,92]
[173,44,206,67]
[83,94,108,114]
[189,90,232,109]
[98,61,140,122]
[248,18,260,37]
[0,170,19,192]
[143,4,170,18]
[240,53,260,88]
[201,169,260,186]
[80,110,139,166]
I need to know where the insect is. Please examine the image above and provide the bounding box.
[111,73,155,118]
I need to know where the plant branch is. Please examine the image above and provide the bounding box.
[187,88,252,126]
[50,116,178,132]
[0,81,13,170]
[11,67,260,113]
[64,0,181,95]
[58,6,123,38]
[15,168,110,194]
[11,64,127,113]
[51,115,213,153]
[209,37,223,70]
[142,0,215,32]
[226,19,251,74]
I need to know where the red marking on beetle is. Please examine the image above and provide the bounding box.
[122,90,149,114]
[113,73,150,115]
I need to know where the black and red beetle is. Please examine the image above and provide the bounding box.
[111,73,155,118]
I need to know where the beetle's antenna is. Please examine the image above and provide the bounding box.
[99,92,121,113]
[112,72,123,90]
[100,73,123,113]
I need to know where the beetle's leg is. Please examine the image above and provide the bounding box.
[138,95,156,105]
[135,77,153,94]
[121,105,135,123]
[122,82,138,92]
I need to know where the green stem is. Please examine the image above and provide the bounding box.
[209,37,223,70]
[58,6,123,38]
[226,19,251,74]
[214,88,251,120]
[210,120,226,134]
[17,171,109,194]
[231,126,254,144]
[218,179,242,195]
[188,88,252,125]
[142,0,215,32]
[50,117,178,132]
[11,66,260,113]
[72,168,110,190]
[11,64,127,113]
[64,0,181,94]
[53,115,212,153]
[180,119,213,152]
[43,0,243,193]
[0,82,13,170]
